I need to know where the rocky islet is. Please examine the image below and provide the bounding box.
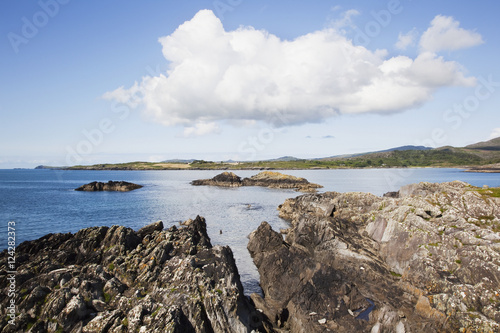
[191,171,323,192]
[75,181,143,192]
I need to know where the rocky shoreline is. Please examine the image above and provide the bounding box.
[248,181,500,332]
[465,163,500,173]
[191,171,323,192]
[1,181,499,332]
[0,217,270,332]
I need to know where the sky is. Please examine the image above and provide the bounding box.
[1,0,500,168]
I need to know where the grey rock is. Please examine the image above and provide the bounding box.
[192,171,323,193]
[249,181,500,332]
[0,218,272,332]
[75,181,143,192]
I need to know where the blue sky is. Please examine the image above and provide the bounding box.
[1,0,499,168]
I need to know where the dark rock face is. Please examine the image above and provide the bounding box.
[191,171,243,187]
[0,217,271,332]
[192,171,323,192]
[75,181,143,192]
[249,181,500,332]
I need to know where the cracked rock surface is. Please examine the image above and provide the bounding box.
[0,217,271,332]
[248,181,500,332]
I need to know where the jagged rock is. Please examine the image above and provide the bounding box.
[249,181,500,332]
[0,217,271,332]
[137,220,163,238]
[75,181,143,192]
[192,171,323,192]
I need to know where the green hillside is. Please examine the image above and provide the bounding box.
[54,137,500,170]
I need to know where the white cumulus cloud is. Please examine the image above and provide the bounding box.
[419,15,483,52]
[104,10,478,131]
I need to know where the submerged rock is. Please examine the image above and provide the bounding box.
[0,216,271,332]
[192,171,323,192]
[75,180,143,192]
[249,181,500,332]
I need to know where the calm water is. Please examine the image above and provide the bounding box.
[1,168,499,294]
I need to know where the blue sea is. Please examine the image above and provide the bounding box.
[1,168,499,294]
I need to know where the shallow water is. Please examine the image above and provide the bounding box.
[1,168,498,294]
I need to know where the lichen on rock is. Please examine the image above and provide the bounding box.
[249,181,500,332]
[0,217,271,332]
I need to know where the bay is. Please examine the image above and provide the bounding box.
[1,168,498,294]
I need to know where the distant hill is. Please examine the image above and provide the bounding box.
[265,156,301,162]
[377,145,433,153]
[319,145,432,161]
[464,137,500,151]
[161,159,195,163]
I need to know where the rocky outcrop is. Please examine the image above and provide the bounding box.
[248,181,500,332]
[75,181,143,192]
[192,171,323,192]
[191,172,243,187]
[242,172,322,192]
[466,163,500,173]
[0,217,271,332]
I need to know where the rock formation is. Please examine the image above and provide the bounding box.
[192,171,323,192]
[248,181,500,332]
[191,172,243,187]
[0,217,271,332]
[75,181,143,192]
[465,163,500,173]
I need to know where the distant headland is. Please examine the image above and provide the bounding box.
[35,137,500,172]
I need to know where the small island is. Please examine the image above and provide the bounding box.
[191,171,323,192]
[465,163,500,173]
[75,181,143,192]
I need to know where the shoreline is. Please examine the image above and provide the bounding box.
[31,165,473,171]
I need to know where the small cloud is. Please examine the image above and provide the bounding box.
[328,9,360,30]
[395,28,418,50]
[181,122,221,137]
[305,135,335,139]
[419,15,483,53]
[489,128,500,140]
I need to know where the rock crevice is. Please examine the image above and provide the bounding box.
[249,181,500,332]
[0,217,271,332]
